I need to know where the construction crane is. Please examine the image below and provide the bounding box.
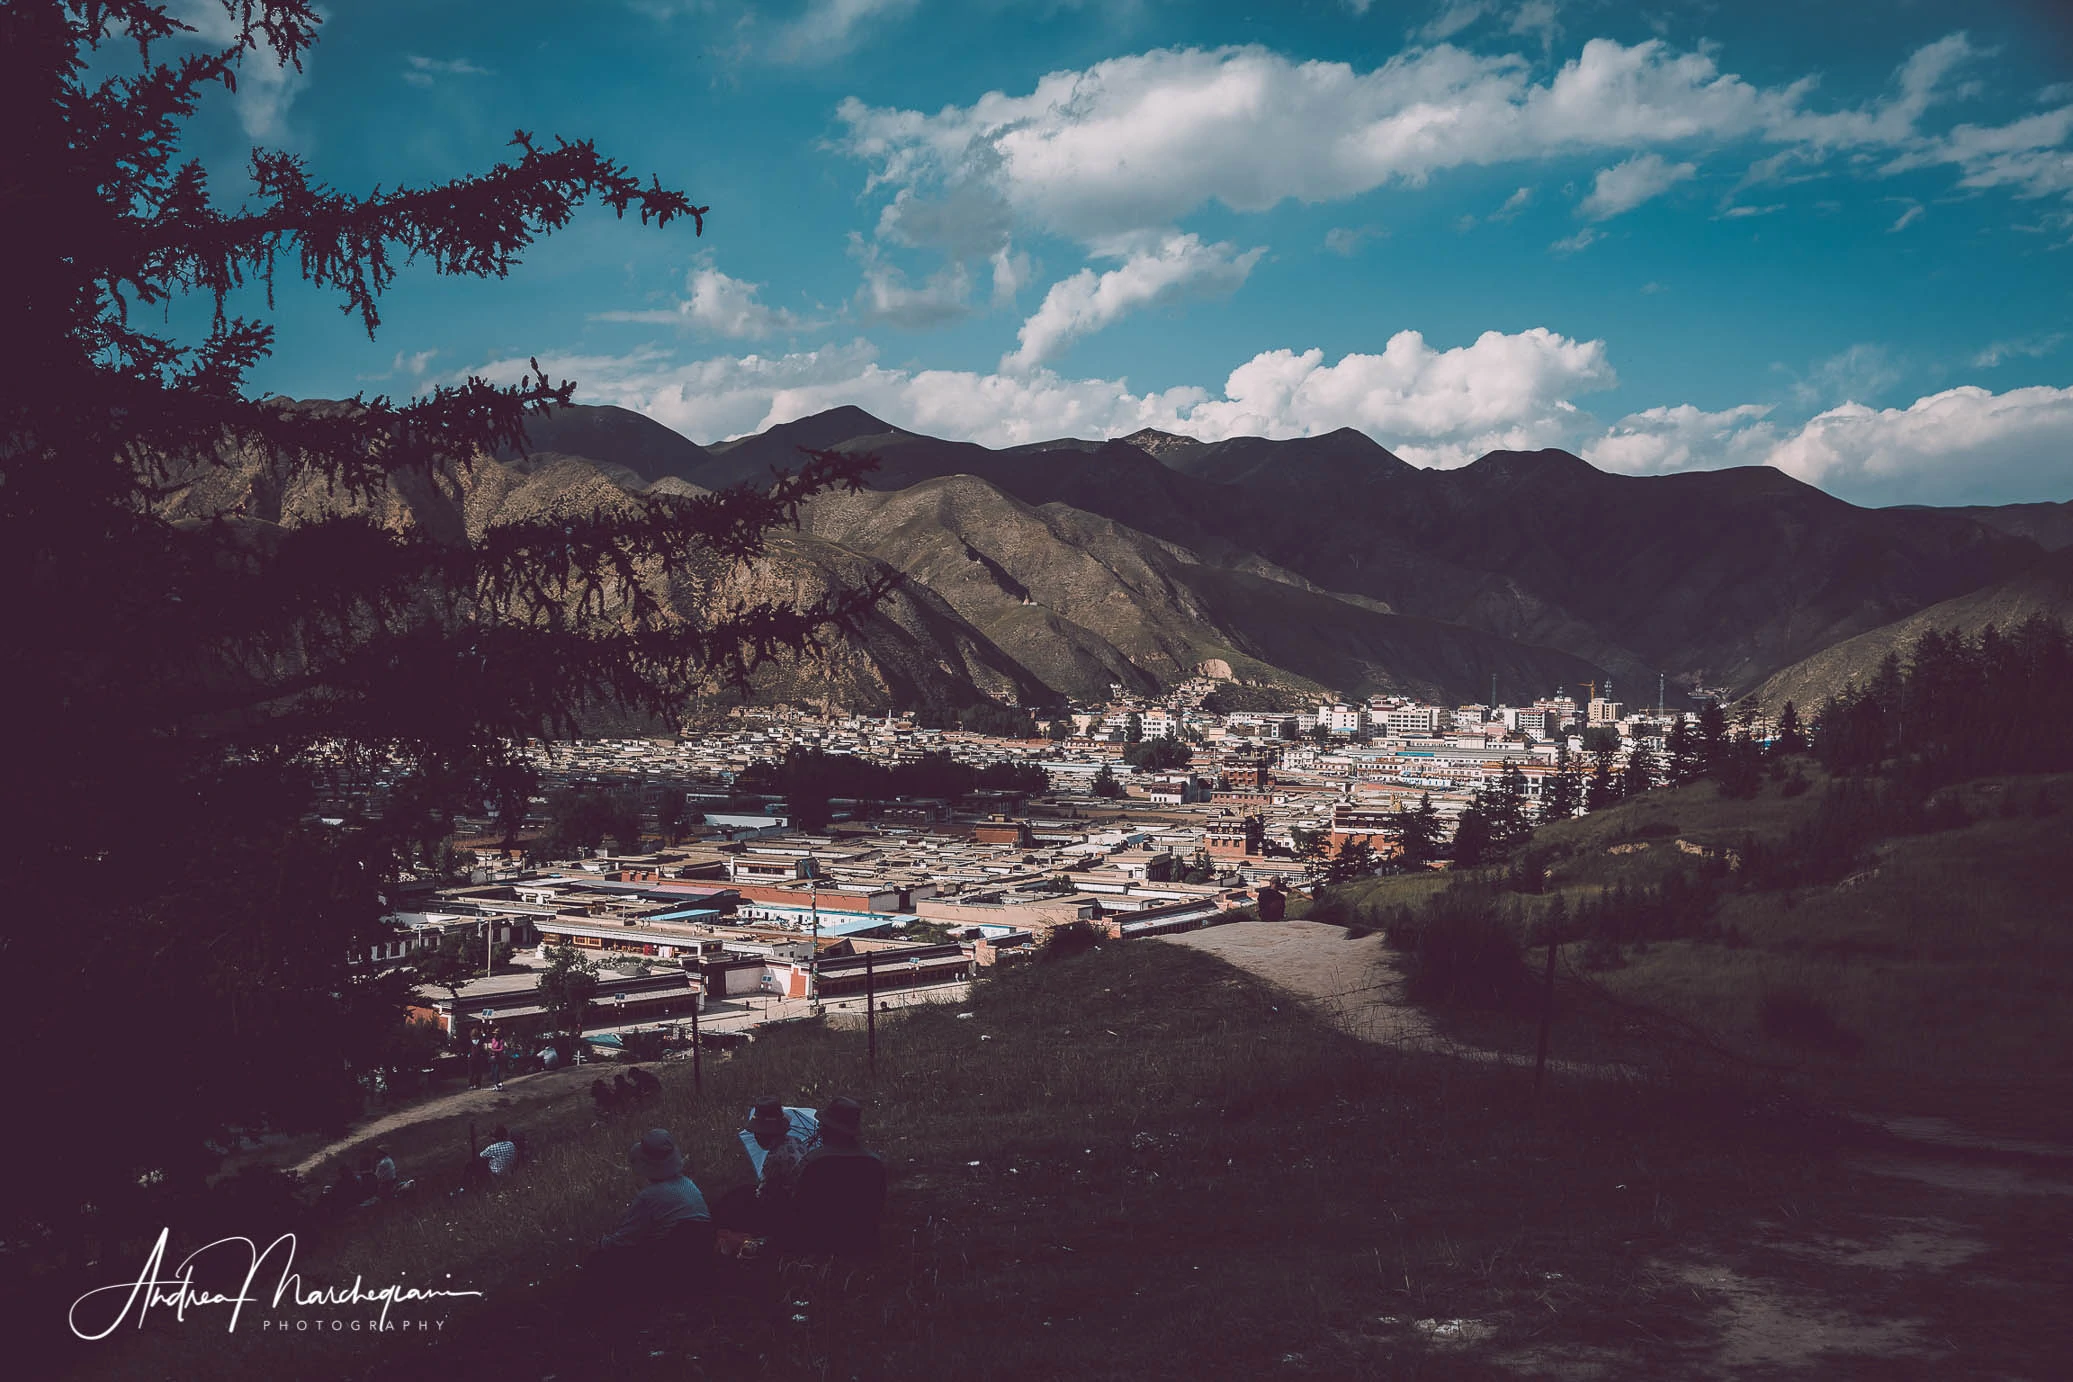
[1575,681,1597,704]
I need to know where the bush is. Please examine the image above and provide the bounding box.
[1760,990,1861,1055]
[1387,885,1536,1010]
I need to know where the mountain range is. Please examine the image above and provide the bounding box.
[168,401,2070,717]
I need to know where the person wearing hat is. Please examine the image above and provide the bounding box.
[710,1096,817,1235]
[591,1128,713,1282]
[785,1096,885,1256]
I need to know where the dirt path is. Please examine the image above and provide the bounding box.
[1160,920,1633,1078]
[1164,918,2073,1378]
[290,1064,604,1176]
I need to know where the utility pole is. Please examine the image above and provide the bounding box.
[483,919,493,978]
[865,948,877,1076]
[808,875,820,1017]
[689,968,702,1095]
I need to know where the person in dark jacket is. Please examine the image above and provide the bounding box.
[781,1096,885,1256]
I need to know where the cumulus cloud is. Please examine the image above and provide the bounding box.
[595,263,810,338]
[1586,403,1778,475]
[838,39,1798,243]
[1549,227,1599,254]
[837,33,2035,248]
[1003,234,1265,372]
[851,240,974,328]
[1596,383,2073,506]
[771,0,918,65]
[468,326,1614,463]
[1765,385,2073,506]
[1578,153,1696,220]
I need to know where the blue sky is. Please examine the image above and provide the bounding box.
[164,0,2073,506]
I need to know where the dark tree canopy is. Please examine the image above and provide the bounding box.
[2,1,878,1236]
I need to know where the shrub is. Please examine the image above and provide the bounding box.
[1759,990,1861,1055]
[1388,886,1535,1010]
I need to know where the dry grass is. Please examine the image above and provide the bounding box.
[57,943,1906,1382]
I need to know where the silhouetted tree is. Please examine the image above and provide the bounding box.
[1622,742,1658,798]
[2,2,880,1233]
[1665,719,1707,785]
[1586,744,1624,811]
[1391,793,1443,867]
[1450,801,1493,867]
[1091,763,1125,798]
[1773,700,1809,756]
[1325,838,1379,886]
[1539,742,1583,823]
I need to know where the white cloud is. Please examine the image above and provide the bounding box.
[839,39,1796,243]
[1491,185,1534,219]
[595,263,810,339]
[173,0,308,139]
[1586,403,1778,474]
[1889,199,1924,231]
[1973,332,2067,369]
[838,33,2032,247]
[1796,343,1903,408]
[851,240,974,328]
[402,55,490,88]
[1005,234,1264,372]
[1578,152,1696,220]
[1549,227,1599,254]
[1596,382,2073,506]
[469,325,1614,463]
[1720,203,1785,218]
[988,245,1032,307]
[1325,224,1387,255]
[1765,384,2073,506]
[772,0,917,65]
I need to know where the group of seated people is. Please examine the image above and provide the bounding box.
[591,1066,662,1117]
[587,1092,886,1290]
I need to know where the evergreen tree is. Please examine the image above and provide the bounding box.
[1325,838,1380,886]
[1125,712,1144,744]
[1665,720,1707,785]
[1392,792,1443,866]
[1539,743,1583,822]
[1696,702,1729,776]
[1622,742,1658,798]
[1484,764,1532,850]
[1773,700,1809,756]
[1450,801,1493,867]
[2,1,880,1222]
[1091,763,1124,798]
[1586,744,1624,811]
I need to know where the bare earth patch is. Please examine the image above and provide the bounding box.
[1164,917,2073,1378]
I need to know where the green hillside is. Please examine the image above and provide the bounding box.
[62,941,2073,1382]
[1338,770,2073,1134]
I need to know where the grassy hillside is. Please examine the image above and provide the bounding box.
[1750,547,2073,713]
[61,941,2053,1382]
[1333,770,2073,1135]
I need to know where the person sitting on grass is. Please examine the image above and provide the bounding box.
[780,1096,885,1257]
[587,1128,713,1291]
[479,1125,519,1178]
[625,1065,661,1101]
[591,1077,619,1117]
[712,1096,818,1235]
